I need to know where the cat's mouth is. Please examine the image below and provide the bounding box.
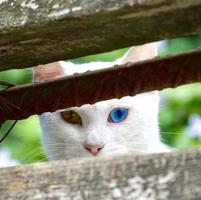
[84,143,105,156]
[88,146,129,157]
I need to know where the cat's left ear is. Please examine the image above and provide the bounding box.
[121,43,157,64]
[33,62,64,82]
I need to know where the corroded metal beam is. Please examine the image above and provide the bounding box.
[0,49,200,121]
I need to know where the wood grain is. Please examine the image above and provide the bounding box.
[1,148,201,199]
[0,0,201,70]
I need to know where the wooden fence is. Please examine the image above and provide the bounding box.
[0,0,201,199]
[1,149,201,200]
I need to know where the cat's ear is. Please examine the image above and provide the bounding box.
[33,62,64,82]
[121,43,157,64]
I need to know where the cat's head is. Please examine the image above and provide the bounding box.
[34,43,167,160]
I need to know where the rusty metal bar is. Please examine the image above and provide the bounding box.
[0,49,201,121]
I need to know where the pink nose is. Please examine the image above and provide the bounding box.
[84,143,104,156]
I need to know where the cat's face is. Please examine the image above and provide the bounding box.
[35,43,169,160]
[39,92,165,160]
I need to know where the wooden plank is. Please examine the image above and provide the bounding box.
[1,0,201,71]
[0,148,201,200]
[0,49,201,121]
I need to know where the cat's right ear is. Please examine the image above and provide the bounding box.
[121,43,157,64]
[33,62,64,82]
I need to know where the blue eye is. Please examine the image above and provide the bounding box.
[108,108,128,123]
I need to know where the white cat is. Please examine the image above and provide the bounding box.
[34,43,169,160]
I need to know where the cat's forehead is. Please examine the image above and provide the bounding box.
[71,96,136,112]
[61,92,158,113]
[57,91,158,116]
[79,92,158,109]
[94,96,135,107]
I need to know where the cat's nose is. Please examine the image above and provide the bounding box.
[84,143,104,156]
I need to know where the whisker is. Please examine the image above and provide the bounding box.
[23,143,66,162]
[127,148,147,153]
[22,147,44,163]
[160,137,167,143]
[130,142,149,145]
[161,131,184,135]
[24,148,66,164]
[42,143,67,147]
[25,145,63,155]
[24,151,47,164]
[35,157,48,163]
[45,153,67,161]
[31,152,66,163]
[168,146,176,151]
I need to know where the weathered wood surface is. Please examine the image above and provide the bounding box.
[1,148,201,200]
[0,49,201,121]
[1,0,201,71]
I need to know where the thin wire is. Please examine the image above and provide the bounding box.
[0,120,18,143]
[0,81,17,143]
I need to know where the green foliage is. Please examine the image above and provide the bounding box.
[1,117,45,164]
[0,35,201,164]
[159,35,201,56]
[69,47,128,63]
[0,68,32,86]
[0,69,44,164]
[160,83,201,149]
[158,35,201,149]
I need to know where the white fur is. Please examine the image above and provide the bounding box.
[39,46,169,160]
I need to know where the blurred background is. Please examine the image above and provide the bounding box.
[0,35,201,167]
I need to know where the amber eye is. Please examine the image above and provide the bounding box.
[60,110,82,125]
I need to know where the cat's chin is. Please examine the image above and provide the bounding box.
[45,146,151,161]
[46,146,170,161]
[91,148,145,158]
